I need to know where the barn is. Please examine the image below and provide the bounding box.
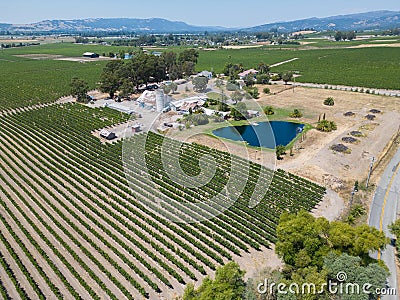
[82,52,100,58]
[99,129,116,140]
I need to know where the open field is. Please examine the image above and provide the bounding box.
[0,51,106,111]
[176,84,400,189]
[197,47,400,90]
[0,42,399,113]
[0,103,325,299]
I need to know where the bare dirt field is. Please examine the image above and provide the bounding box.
[222,45,264,49]
[348,43,400,48]
[257,85,400,184]
[14,54,64,60]
[14,54,115,62]
[175,84,400,226]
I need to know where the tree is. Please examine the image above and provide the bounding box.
[244,74,255,87]
[324,252,388,300]
[389,219,400,238]
[182,61,196,77]
[70,77,89,102]
[275,211,389,270]
[178,48,199,65]
[218,102,229,112]
[170,82,178,94]
[256,73,270,84]
[192,76,209,93]
[215,79,224,89]
[119,79,135,98]
[346,31,356,41]
[263,87,271,94]
[183,262,245,300]
[169,64,182,81]
[316,120,337,132]
[282,72,294,84]
[257,62,270,74]
[231,90,243,104]
[161,84,172,95]
[263,106,274,115]
[323,97,334,106]
[161,51,177,74]
[98,60,124,98]
[335,31,343,41]
[289,109,302,118]
[230,102,248,120]
[223,63,244,80]
[276,145,286,160]
[244,86,259,99]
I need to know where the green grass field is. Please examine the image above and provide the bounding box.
[197,47,400,89]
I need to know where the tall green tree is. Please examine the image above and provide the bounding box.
[276,211,389,270]
[99,60,124,98]
[183,262,246,300]
[276,145,286,160]
[70,77,89,102]
[257,62,270,74]
[192,76,209,93]
[230,102,248,120]
[282,72,294,84]
[231,91,243,104]
[324,252,388,300]
[178,48,199,65]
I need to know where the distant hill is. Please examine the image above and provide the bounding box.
[245,10,400,32]
[0,18,226,34]
[1,11,400,34]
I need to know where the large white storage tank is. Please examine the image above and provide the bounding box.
[156,90,165,112]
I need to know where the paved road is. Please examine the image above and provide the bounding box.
[369,148,400,299]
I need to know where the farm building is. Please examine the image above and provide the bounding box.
[103,102,136,114]
[170,96,206,113]
[196,71,213,79]
[132,124,141,133]
[238,69,259,80]
[99,129,116,140]
[82,52,100,58]
[247,110,260,118]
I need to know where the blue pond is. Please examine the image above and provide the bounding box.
[212,121,304,149]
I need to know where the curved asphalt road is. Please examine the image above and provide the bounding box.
[369,148,400,299]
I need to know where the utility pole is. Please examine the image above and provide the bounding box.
[366,156,375,188]
[293,73,296,93]
[350,189,355,208]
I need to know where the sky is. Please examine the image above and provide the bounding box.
[1,0,399,27]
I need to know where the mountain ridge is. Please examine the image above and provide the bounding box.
[1,10,399,33]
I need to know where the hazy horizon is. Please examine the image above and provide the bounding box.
[2,0,399,27]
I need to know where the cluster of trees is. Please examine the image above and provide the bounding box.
[273,211,389,300]
[111,35,158,47]
[181,211,389,300]
[382,28,400,36]
[334,31,356,41]
[98,49,199,98]
[69,77,90,102]
[74,37,90,44]
[182,262,245,300]
[1,42,39,48]
[223,62,270,82]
